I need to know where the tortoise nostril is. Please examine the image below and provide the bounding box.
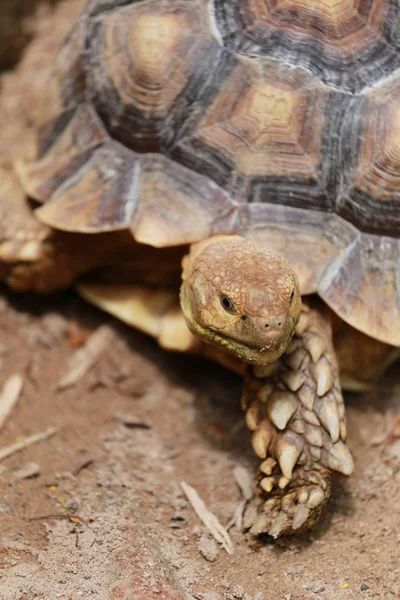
[278,322,282,327]
[265,323,270,328]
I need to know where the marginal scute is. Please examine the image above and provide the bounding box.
[131,155,237,247]
[36,141,140,232]
[36,17,88,147]
[17,104,109,203]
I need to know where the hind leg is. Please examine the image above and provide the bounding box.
[242,300,353,537]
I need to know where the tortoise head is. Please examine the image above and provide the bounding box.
[180,235,301,365]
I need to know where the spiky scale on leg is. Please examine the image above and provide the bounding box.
[242,300,353,537]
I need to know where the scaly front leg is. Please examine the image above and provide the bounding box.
[242,301,354,537]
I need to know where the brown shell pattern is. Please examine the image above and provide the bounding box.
[17,0,400,346]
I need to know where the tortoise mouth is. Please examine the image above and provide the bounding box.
[194,320,294,365]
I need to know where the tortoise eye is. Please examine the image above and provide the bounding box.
[220,295,236,312]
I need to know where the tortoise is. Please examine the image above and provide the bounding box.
[1,0,399,538]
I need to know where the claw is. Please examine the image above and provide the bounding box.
[307,487,325,509]
[250,514,270,535]
[278,476,290,489]
[260,477,275,493]
[292,504,311,530]
[260,457,277,475]
[243,505,258,530]
[269,512,290,538]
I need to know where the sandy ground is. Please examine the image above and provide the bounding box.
[0,2,399,599]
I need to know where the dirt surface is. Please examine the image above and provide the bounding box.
[0,2,399,599]
[0,287,399,600]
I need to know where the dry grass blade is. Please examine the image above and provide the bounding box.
[180,481,234,555]
[57,325,115,390]
[233,466,254,501]
[0,427,58,462]
[0,374,23,429]
[226,466,255,530]
[14,462,40,479]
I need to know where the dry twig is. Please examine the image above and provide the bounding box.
[114,412,151,429]
[233,466,253,501]
[0,427,58,462]
[0,374,23,429]
[226,466,254,531]
[180,481,234,555]
[57,325,115,390]
[14,462,40,479]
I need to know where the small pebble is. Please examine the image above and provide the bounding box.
[14,462,40,479]
[198,533,219,562]
[192,586,223,600]
[361,583,370,591]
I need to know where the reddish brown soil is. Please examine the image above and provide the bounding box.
[0,3,399,599]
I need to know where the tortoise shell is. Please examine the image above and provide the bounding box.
[16,0,400,346]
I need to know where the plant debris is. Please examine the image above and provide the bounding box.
[13,462,40,479]
[198,533,219,562]
[226,466,254,531]
[71,451,95,475]
[180,481,234,555]
[0,374,23,429]
[0,427,58,462]
[57,325,115,390]
[114,411,151,429]
[233,466,253,501]
[192,586,224,600]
